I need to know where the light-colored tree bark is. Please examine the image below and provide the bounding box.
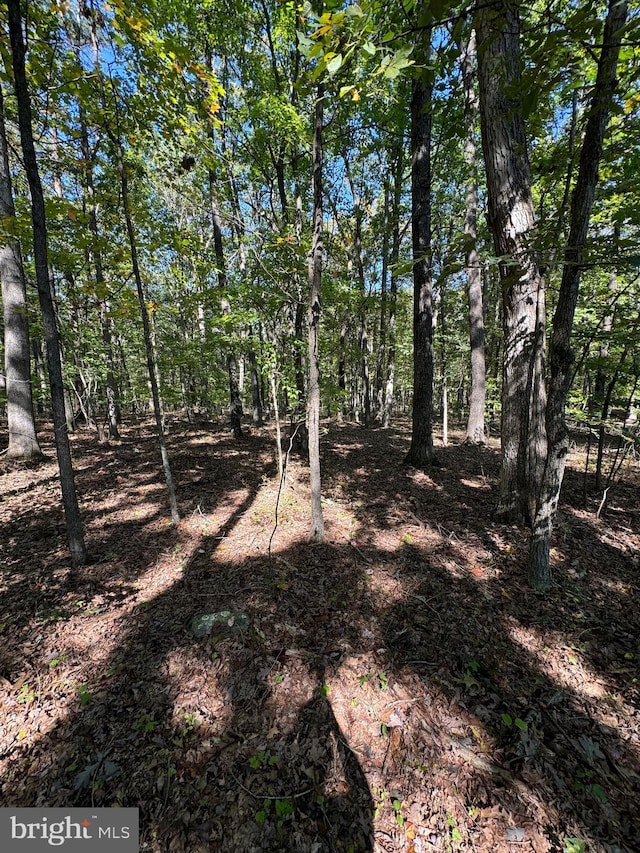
[307,87,325,543]
[461,31,486,446]
[0,84,42,460]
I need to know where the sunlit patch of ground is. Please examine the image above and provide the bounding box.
[1,419,639,851]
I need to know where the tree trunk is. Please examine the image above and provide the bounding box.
[115,138,180,523]
[0,83,42,460]
[307,87,325,543]
[344,154,370,428]
[528,0,628,590]
[79,117,121,439]
[476,0,546,523]
[405,65,436,467]
[208,167,243,438]
[440,280,448,447]
[374,173,390,422]
[383,139,404,429]
[596,348,627,491]
[248,346,263,425]
[7,0,86,564]
[461,31,486,446]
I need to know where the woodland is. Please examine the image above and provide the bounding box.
[1,0,639,851]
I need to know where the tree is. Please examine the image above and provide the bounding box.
[475,0,546,523]
[528,0,629,590]
[0,82,43,460]
[307,86,325,543]
[405,33,436,468]
[7,0,86,565]
[461,30,485,446]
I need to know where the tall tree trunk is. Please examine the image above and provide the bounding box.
[248,344,263,425]
[206,52,242,439]
[114,138,180,523]
[208,167,243,438]
[307,87,325,542]
[440,280,448,447]
[7,0,86,564]
[461,31,486,446]
[405,62,436,467]
[374,172,390,422]
[476,0,546,523]
[528,0,628,589]
[344,154,370,427]
[383,138,404,429]
[0,83,42,460]
[338,311,348,420]
[79,117,121,439]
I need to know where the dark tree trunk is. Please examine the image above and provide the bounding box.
[405,67,436,467]
[0,83,42,460]
[338,311,348,420]
[596,348,627,491]
[7,0,86,564]
[439,279,448,446]
[307,87,325,542]
[528,0,628,590]
[461,31,486,446]
[248,346,263,425]
[476,0,546,523]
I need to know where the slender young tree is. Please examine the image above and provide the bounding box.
[7,0,86,565]
[528,0,629,589]
[383,135,405,429]
[307,86,325,542]
[114,134,180,523]
[0,83,43,460]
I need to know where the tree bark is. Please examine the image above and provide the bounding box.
[476,0,546,523]
[307,87,325,542]
[7,0,86,564]
[344,153,370,427]
[0,83,42,460]
[383,139,404,429]
[79,117,121,439]
[461,31,486,446]
[528,0,629,589]
[405,66,436,467]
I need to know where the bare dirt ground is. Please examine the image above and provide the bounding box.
[1,417,639,853]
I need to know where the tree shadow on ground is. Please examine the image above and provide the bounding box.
[0,419,638,852]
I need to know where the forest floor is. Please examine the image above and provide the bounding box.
[0,416,639,853]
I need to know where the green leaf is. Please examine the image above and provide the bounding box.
[326,53,343,75]
[501,713,513,726]
[514,718,528,731]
